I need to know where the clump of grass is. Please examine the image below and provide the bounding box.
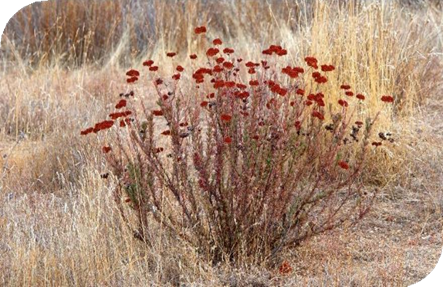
[81,25,396,266]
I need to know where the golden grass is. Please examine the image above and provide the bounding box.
[1,0,442,285]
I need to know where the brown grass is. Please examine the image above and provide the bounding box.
[1,0,442,286]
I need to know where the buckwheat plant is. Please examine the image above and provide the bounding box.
[81,26,393,265]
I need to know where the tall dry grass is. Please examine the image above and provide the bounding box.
[1,0,442,285]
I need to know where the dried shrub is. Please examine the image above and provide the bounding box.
[81,26,394,265]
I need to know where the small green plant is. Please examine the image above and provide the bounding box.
[81,26,394,266]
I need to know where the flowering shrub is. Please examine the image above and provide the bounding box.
[81,26,394,265]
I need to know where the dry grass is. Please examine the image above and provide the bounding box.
[1,0,442,286]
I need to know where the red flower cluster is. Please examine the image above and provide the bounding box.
[93,120,114,133]
[102,146,112,153]
[223,48,235,54]
[356,94,365,100]
[213,38,222,45]
[152,110,164,116]
[312,110,325,120]
[192,67,212,83]
[80,127,94,135]
[126,69,140,77]
[262,44,287,56]
[296,89,305,96]
[161,130,171,136]
[249,80,259,86]
[381,95,394,103]
[194,26,207,34]
[206,48,219,57]
[221,114,232,122]
[126,69,140,83]
[305,56,318,69]
[338,161,349,170]
[312,71,327,84]
[321,64,335,72]
[109,111,132,120]
[115,99,127,109]
[307,92,325,106]
[282,66,304,79]
[166,52,177,57]
[268,81,288,96]
[143,60,154,66]
[338,99,349,107]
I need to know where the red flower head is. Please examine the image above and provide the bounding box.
[223,136,232,144]
[194,26,207,34]
[102,146,112,153]
[338,99,348,107]
[381,95,394,103]
[161,130,171,136]
[338,161,349,170]
[143,60,154,66]
[355,121,364,127]
[213,65,223,73]
[249,80,259,86]
[223,48,235,54]
[126,69,140,77]
[94,120,114,132]
[321,64,335,72]
[356,94,365,100]
[221,114,232,122]
[149,66,159,72]
[152,110,164,116]
[126,77,138,83]
[315,76,327,84]
[296,89,305,96]
[190,54,197,60]
[200,101,209,107]
[236,83,247,89]
[305,56,318,69]
[80,127,94,136]
[340,84,351,90]
[206,48,219,57]
[248,68,256,74]
[213,38,222,45]
[166,52,177,57]
[176,65,184,72]
[312,110,325,120]
[223,62,234,69]
[216,57,225,64]
[345,91,354,97]
[115,99,127,109]
[172,73,181,80]
[372,141,382,147]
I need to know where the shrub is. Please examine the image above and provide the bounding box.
[81,26,393,266]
